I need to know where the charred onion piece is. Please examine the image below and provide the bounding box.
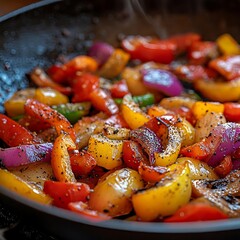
[192,170,240,217]
[207,123,240,167]
[130,126,163,165]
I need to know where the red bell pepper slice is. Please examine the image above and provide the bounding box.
[47,56,98,85]
[47,64,67,84]
[180,132,222,161]
[173,65,218,82]
[0,113,39,147]
[188,41,217,65]
[43,181,91,209]
[105,113,129,128]
[18,115,51,132]
[30,67,72,96]
[122,36,176,64]
[110,79,129,98]
[164,202,228,222]
[89,88,119,116]
[122,140,146,170]
[214,155,233,178]
[168,33,201,55]
[223,102,240,122]
[209,55,240,81]
[24,99,76,142]
[70,150,97,176]
[71,73,100,103]
[138,161,168,183]
[68,201,111,222]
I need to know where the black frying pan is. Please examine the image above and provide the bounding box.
[0,0,240,239]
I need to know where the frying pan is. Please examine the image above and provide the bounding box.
[0,0,240,239]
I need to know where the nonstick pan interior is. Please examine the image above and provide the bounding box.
[0,0,240,239]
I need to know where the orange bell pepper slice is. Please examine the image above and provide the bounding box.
[25,99,76,142]
[51,133,76,182]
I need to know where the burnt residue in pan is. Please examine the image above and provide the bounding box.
[0,0,240,113]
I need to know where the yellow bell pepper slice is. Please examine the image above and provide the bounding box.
[160,96,196,110]
[0,168,52,204]
[34,87,69,106]
[121,67,150,96]
[194,78,240,102]
[4,88,36,117]
[88,133,123,170]
[132,164,191,221]
[191,101,224,120]
[89,168,144,217]
[121,94,150,129]
[51,133,76,182]
[175,118,195,147]
[154,125,181,166]
[176,157,218,180]
[98,49,130,79]
[216,33,240,55]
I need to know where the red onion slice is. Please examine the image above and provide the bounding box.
[130,126,163,165]
[88,42,114,66]
[0,143,53,168]
[207,123,240,167]
[142,68,183,97]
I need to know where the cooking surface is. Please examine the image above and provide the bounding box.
[0,0,240,240]
[0,200,57,240]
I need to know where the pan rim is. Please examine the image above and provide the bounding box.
[1,186,240,234]
[0,0,62,22]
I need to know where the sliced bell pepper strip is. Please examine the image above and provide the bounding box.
[132,164,191,221]
[121,94,150,129]
[132,93,155,107]
[0,113,39,147]
[191,101,224,120]
[51,133,76,182]
[71,73,100,103]
[47,56,98,84]
[24,99,76,142]
[30,67,72,95]
[138,161,168,183]
[0,169,52,204]
[70,150,97,176]
[64,55,98,77]
[87,133,123,170]
[34,87,69,106]
[164,200,228,222]
[114,93,155,108]
[154,125,182,166]
[216,33,240,56]
[89,88,119,116]
[122,140,146,170]
[168,32,201,55]
[214,155,233,178]
[4,88,36,117]
[98,48,130,79]
[110,79,129,98]
[52,102,91,124]
[43,181,90,209]
[173,65,218,82]
[68,201,111,222]
[104,113,129,128]
[122,36,176,64]
[180,131,222,161]
[187,41,218,65]
[194,78,240,102]
[223,102,240,122]
[18,115,51,132]
[209,55,240,81]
